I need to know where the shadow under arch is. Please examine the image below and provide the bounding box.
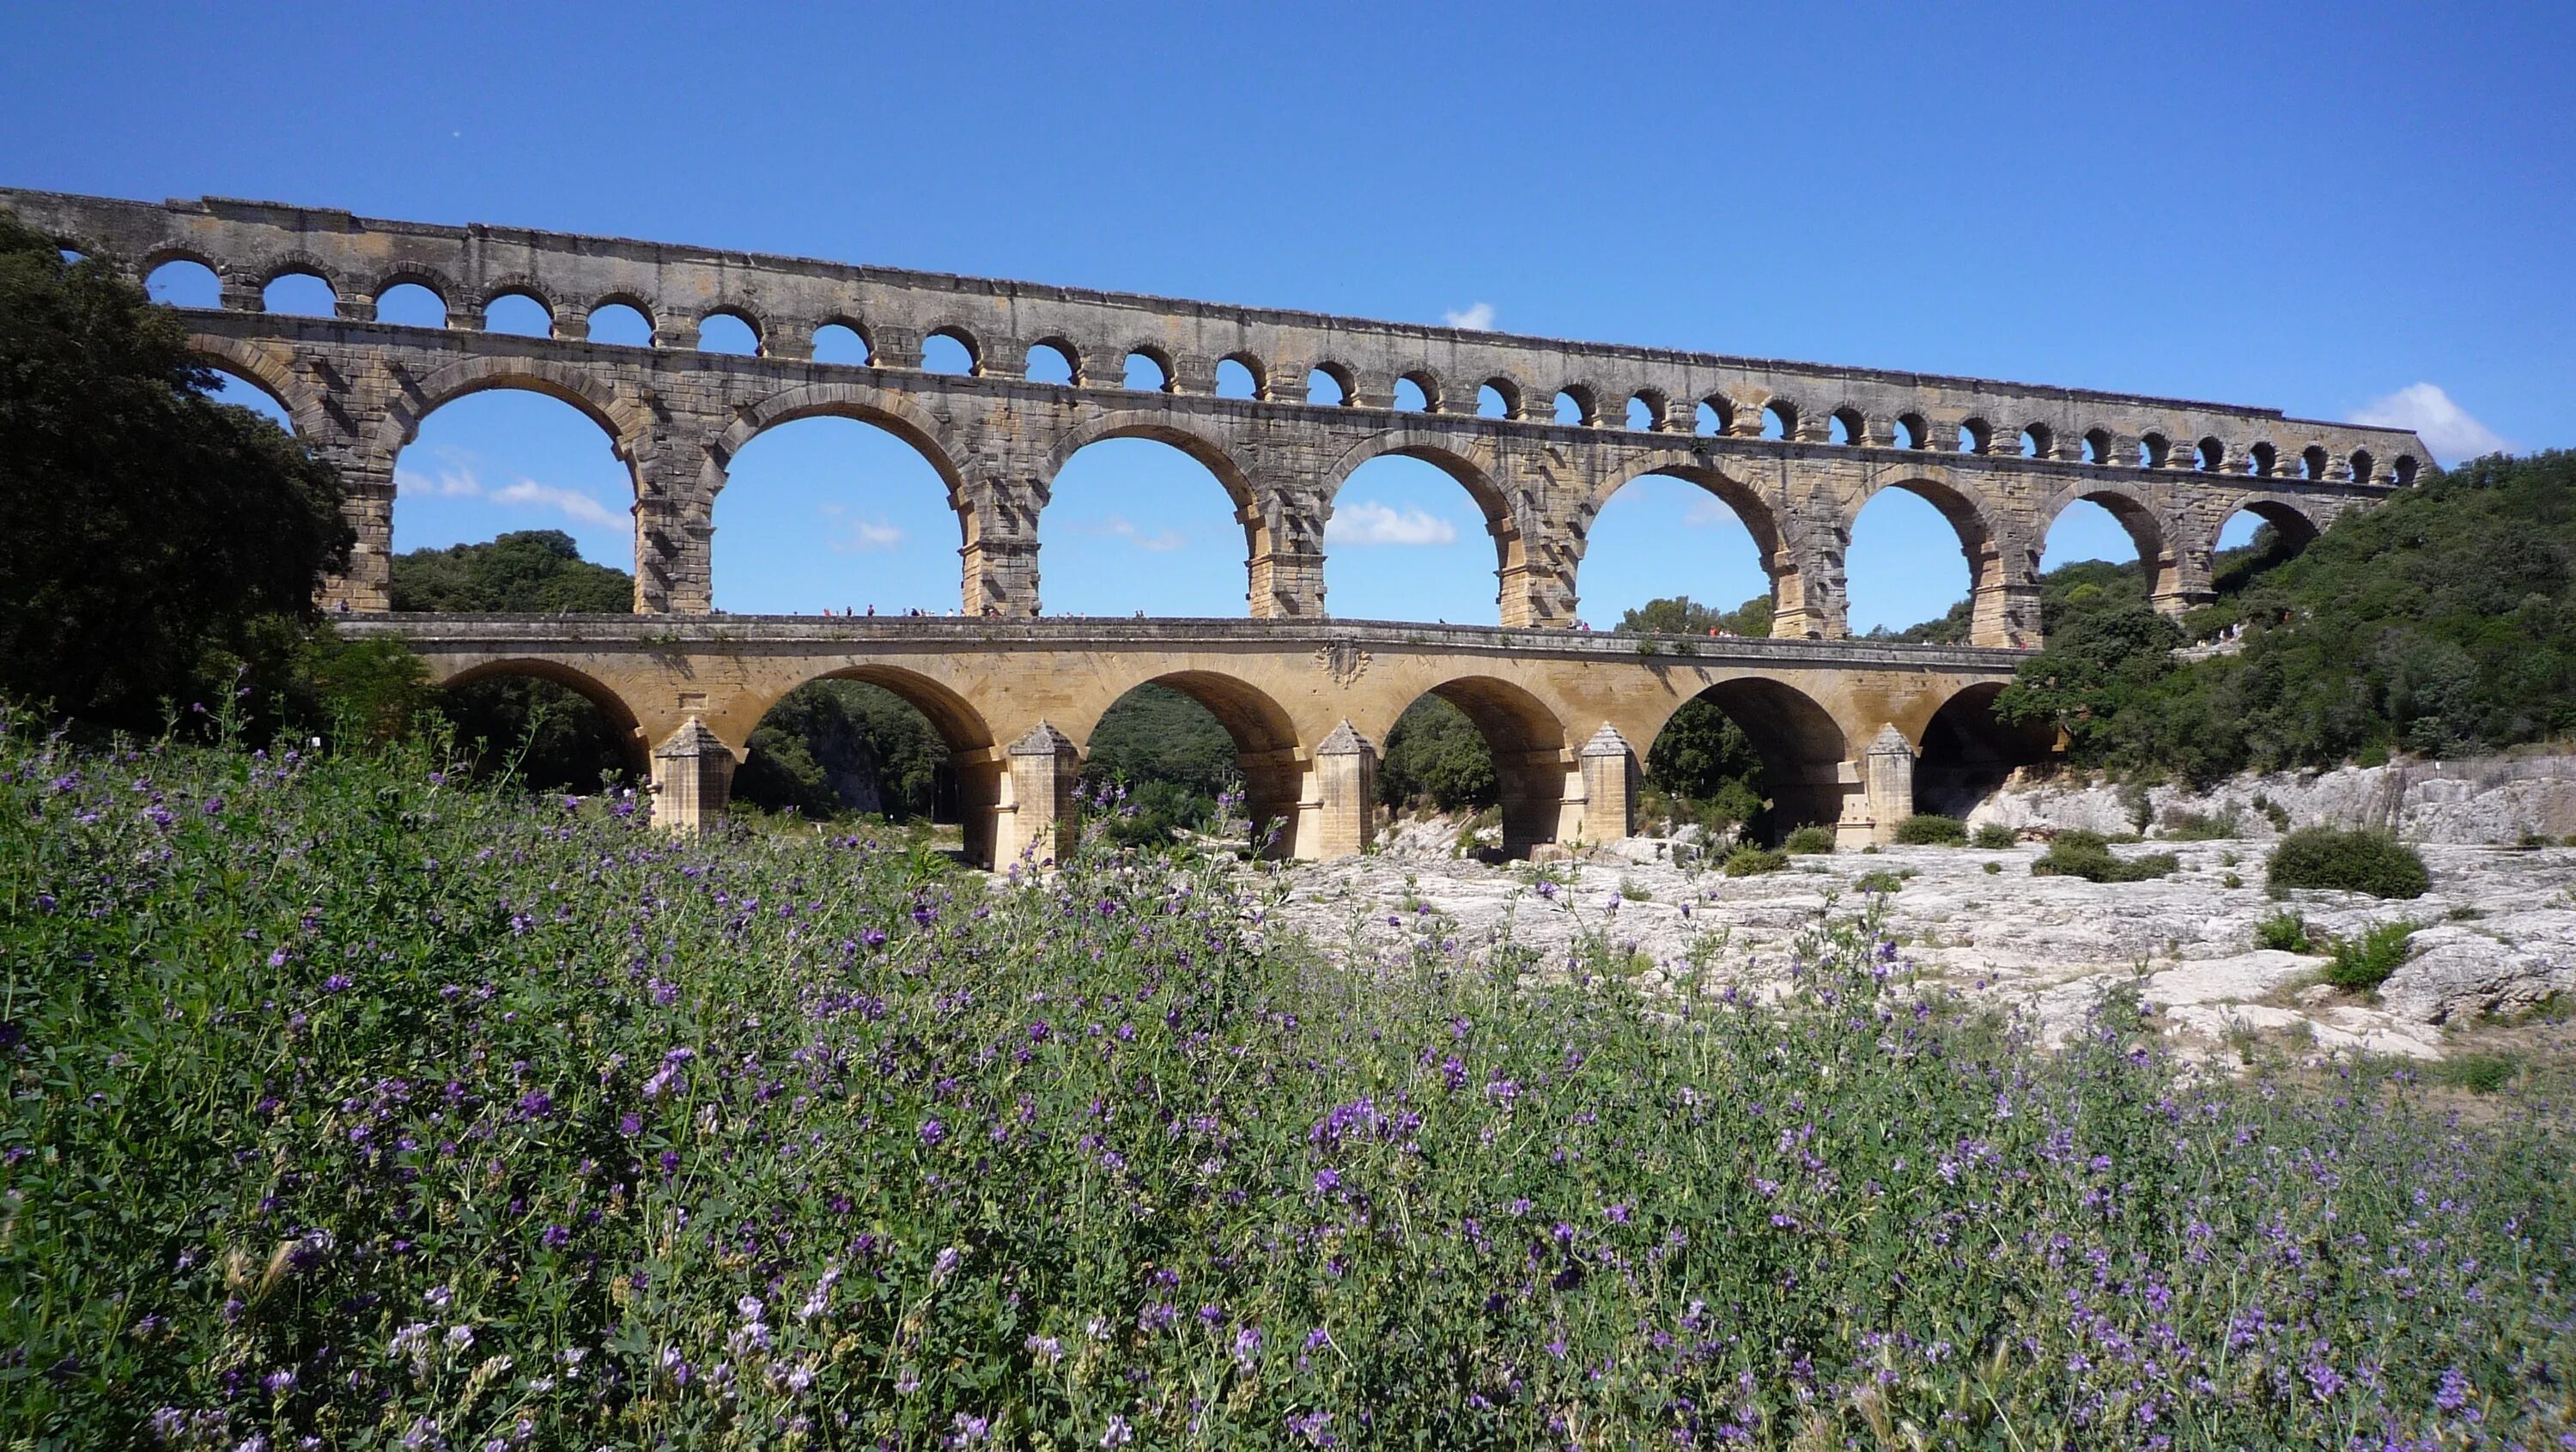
[1400,674,1571,859]
[1911,682,2055,820]
[749,664,1003,865]
[1319,432,1527,623]
[1643,675,1850,840]
[435,657,651,784]
[1086,668,1304,857]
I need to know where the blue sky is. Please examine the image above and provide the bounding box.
[7,1,2566,629]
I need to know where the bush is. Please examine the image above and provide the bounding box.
[2433,1052,2522,1095]
[1892,813,1969,846]
[2324,920,2419,990]
[2254,910,2313,953]
[2161,810,2242,841]
[1721,844,1789,877]
[2032,829,2178,883]
[1782,823,1838,854]
[1854,869,1905,894]
[2267,827,2431,899]
[1971,823,2018,849]
[1983,860,2002,874]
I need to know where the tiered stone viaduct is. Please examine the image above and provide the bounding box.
[5,189,2429,864]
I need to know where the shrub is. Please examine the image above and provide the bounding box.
[1722,844,1789,877]
[1854,869,1905,894]
[1982,860,2002,874]
[2032,829,2178,883]
[2433,1052,2522,1095]
[2161,810,2241,841]
[2266,827,2431,899]
[1782,824,1838,854]
[1971,823,2017,849]
[2324,920,2419,990]
[2254,910,2313,953]
[1892,813,1969,846]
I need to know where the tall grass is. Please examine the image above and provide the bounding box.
[2,712,2569,1447]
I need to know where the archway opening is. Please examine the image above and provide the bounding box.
[1045,435,1252,616]
[262,271,336,317]
[1913,683,2055,820]
[587,302,653,348]
[1325,453,1503,623]
[1393,377,1431,412]
[2083,428,2113,465]
[2038,496,2160,636]
[1216,357,1261,399]
[1024,341,1076,385]
[733,672,975,854]
[1084,675,1297,856]
[1897,414,1929,451]
[1959,418,1993,454]
[1760,403,1794,440]
[146,258,221,308]
[1624,393,1661,431]
[1553,388,1591,426]
[1831,408,1863,446]
[921,330,976,376]
[1307,367,1349,406]
[698,312,760,355]
[391,389,635,592]
[1643,678,1847,846]
[2197,436,2227,472]
[813,323,870,365]
[713,414,963,616]
[1694,398,1730,436]
[2212,503,2319,594]
[433,662,646,797]
[1850,483,1979,640]
[2020,424,2051,459]
[1584,471,1773,636]
[1122,351,1170,392]
[1479,382,1516,419]
[1380,678,1568,860]
[376,283,447,328]
[483,293,552,338]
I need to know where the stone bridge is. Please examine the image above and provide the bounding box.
[8,190,2426,647]
[337,616,2036,867]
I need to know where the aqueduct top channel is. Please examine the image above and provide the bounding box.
[3,189,2430,861]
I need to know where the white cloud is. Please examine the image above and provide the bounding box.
[1327,500,1460,547]
[826,516,907,554]
[392,459,629,532]
[1078,514,1187,552]
[2348,383,2510,465]
[1443,302,1495,331]
[1681,495,1743,528]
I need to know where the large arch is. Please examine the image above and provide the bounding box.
[1577,460,1783,633]
[183,334,332,440]
[2036,483,2176,605]
[709,385,975,613]
[1038,414,1264,616]
[1318,434,1522,623]
[1080,669,1304,856]
[1639,676,1850,839]
[376,355,650,459]
[1847,474,2019,646]
[1398,675,1571,859]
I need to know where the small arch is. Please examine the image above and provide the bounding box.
[1695,397,1734,437]
[811,320,871,365]
[1553,386,1597,426]
[1898,413,1931,451]
[1626,389,1670,432]
[2248,440,2278,477]
[1830,407,1865,446]
[1959,417,1993,454]
[484,292,555,338]
[260,270,337,318]
[2348,448,2376,484]
[2300,445,2330,481]
[374,282,448,328]
[1760,400,1795,440]
[2083,428,2114,465]
[1399,370,1443,413]
[2020,423,2052,459]
[921,327,980,376]
[1473,378,1519,420]
[1123,347,1173,393]
[2138,432,2172,469]
[697,310,762,356]
[586,297,655,348]
[1393,376,1431,412]
[145,258,223,309]
[2196,436,2227,472]
[1217,353,1266,400]
[2393,454,2420,485]
[1021,338,1077,385]
[1307,363,1353,407]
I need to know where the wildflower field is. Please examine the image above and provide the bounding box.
[3,717,2572,1449]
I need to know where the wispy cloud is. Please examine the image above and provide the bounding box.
[1327,500,1459,547]
[1443,302,1496,331]
[1075,514,1187,552]
[393,459,629,533]
[817,501,906,553]
[2349,383,2510,465]
[1681,495,1747,529]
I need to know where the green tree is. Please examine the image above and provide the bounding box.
[1378,695,1498,811]
[1616,593,1771,638]
[390,529,632,612]
[0,210,349,728]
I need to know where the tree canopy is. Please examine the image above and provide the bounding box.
[390,530,633,613]
[0,210,349,728]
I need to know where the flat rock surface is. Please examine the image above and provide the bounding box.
[1264,829,2576,1060]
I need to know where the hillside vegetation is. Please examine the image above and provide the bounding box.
[5,720,2571,1445]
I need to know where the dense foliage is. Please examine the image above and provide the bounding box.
[4,721,2570,1446]
[2031,829,2178,883]
[1891,814,1970,847]
[2267,827,2433,901]
[1378,696,1497,813]
[1613,594,1773,640]
[0,210,349,732]
[734,681,949,823]
[2002,453,2576,779]
[388,530,634,615]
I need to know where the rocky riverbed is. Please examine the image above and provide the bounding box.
[1264,817,2576,1063]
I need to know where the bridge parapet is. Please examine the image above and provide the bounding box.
[10,188,2428,647]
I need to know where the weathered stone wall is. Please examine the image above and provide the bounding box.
[8,189,2426,645]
